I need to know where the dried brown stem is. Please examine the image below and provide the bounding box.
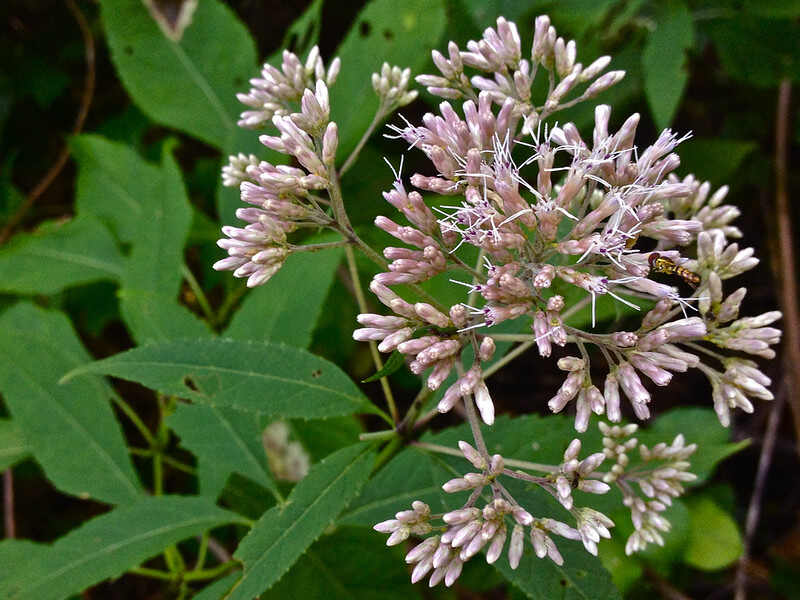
[734,383,786,600]
[771,79,800,449]
[3,470,14,538]
[0,0,95,244]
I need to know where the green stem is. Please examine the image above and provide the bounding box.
[487,333,535,342]
[112,395,155,447]
[215,284,248,328]
[345,245,398,423]
[129,567,174,581]
[482,340,534,380]
[467,249,487,308]
[194,533,210,571]
[291,239,350,253]
[183,561,238,582]
[359,429,398,442]
[411,441,559,473]
[399,386,434,433]
[339,107,387,177]
[182,264,215,323]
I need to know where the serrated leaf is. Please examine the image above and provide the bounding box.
[118,289,213,344]
[224,239,343,346]
[193,572,241,600]
[339,448,453,526]
[0,216,124,295]
[683,496,743,570]
[63,338,373,418]
[167,403,278,497]
[362,350,405,382]
[0,303,141,504]
[0,419,29,471]
[122,144,191,298]
[228,443,375,599]
[71,134,162,243]
[261,526,421,600]
[100,0,257,150]
[642,0,694,129]
[330,0,447,158]
[0,496,247,600]
[495,541,621,600]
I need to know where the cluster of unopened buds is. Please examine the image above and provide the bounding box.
[213,11,780,589]
[374,428,697,586]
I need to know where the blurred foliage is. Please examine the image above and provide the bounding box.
[0,0,797,598]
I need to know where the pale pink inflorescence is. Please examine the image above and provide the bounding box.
[214,14,779,587]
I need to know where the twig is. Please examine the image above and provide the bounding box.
[206,536,232,563]
[3,470,14,538]
[734,383,786,600]
[0,0,95,244]
[771,78,800,450]
[345,245,397,422]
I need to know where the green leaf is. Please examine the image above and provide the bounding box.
[362,350,405,382]
[677,138,757,182]
[193,573,241,600]
[167,403,278,497]
[291,416,363,463]
[0,496,248,600]
[708,18,800,87]
[642,0,693,129]
[224,240,343,347]
[0,540,48,575]
[330,0,447,158]
[495,541,621,600]
[0,303,141,504]
[741,0,800,17]
[280,0,324,52]
[339,447,453,526]
[0,217,124,295]
[261,526,421,600]
[100,0,257,150]
[683,496,743,570]
[63,338,373,418]
[71,134,162,244]
[121,144,191,298]
[0,419,29,471]
[118,289,213,344]
[116,143,201,343]
[228,443,375,599]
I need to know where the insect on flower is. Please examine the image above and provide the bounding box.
[648,252,701,288]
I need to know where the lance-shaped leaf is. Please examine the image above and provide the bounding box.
[118,289,213,344]
[227,443,374,599]
[0,419,29,471]
[494,540,621,600]
[261,526,420,600]
[167,403,278,498]
[100,0,257,150]
[0,216,123,295]
[63,338,374,418]
[0,303,141,504]
[71,134,162,244]
[642,0,694,129]
[0,495,248,600]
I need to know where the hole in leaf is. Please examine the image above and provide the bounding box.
[311,369,322,378]
[183,376,199,391]
[382,29,394,41]
[359,20,371,37]
[124,46,134,55]
[560,579,568,587]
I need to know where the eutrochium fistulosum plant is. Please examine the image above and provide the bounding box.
[215,15,780,589]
